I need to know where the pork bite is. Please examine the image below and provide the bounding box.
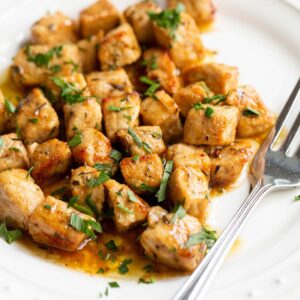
[31,12,78,46]
[124,0,162,45]
[104,179,149,232]
[184,104,239,146]
[209,141,252,187]
[168,166,209,222]
[166,143,211,176]
[120,154,164,195]
[140,90,183,143]
[99,23,142,70]
[0,133,29,172]
[183,63,239,95]
[0,168,44,230]
[71,128,114,167]
[16,88,59,144]
[226,85,275,137]
[86,68,133,99]
[29,139,71,181]
[70,166,106,215]
[174,81,213,117]
[28,196,96,251]
[140,206,206,271]
[12,44,81,86]
[151,10,204,69]
[168,0,215,28]
[63,97,102,140]
[102,93,140,142]
[117,126,166,156]
[80,0,120,38]
[142,48,181,95]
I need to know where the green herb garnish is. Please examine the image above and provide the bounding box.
[94,163,113,176]
[142,264,154,273]
[87,171,110,188]
[205,107,214,118]
[116,204,133,214]
[193,102,204,110]
[67,133,82,148]
[85,194,99,217]
[294,195,300,201]
[26,166,34,179]
[139,183,157,193]
[43,204,52,210]
[0,220,22,244]
[4,99,16,114]
[138,277,156,284]
[105,240,118,252]
[132,155,140,162]
[171,204,186,223]
[139,76,160,98]
[108,105,132,112]
[28,118,38,124]
[110,149,123,163]
[203,94,227,104]
[243,107,260,117]
[118,258,133,275]
[127,190,139,203]
[156,160,173,202]
[51,187,66,196]
[185,227,217,249]
[128,127,151,154]
[0,137,4,148]
[9,147,21,152]
[69,213,102,238]
[108,281,119,288]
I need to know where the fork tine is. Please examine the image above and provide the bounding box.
[271,78,300,148]
[281,113,300,154]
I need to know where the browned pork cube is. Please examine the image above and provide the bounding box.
[28,196,94,251]
[140,206,206,271]
[143,48,181,95]
[31,12,78,46]
[124,0,161,44]
[86,68,133,99]
[102,93,140,141]
[140,90,183,143]
[104,179,149,232]
[120,154,163,194]
[16,88,59,144]
[0,133,29,172]
[99,23,141,70]
[226,85,275,137]
[183,63,239,94]
[80,0,120,38]
[174,81,213,117]
[184,105,239,146]
[0,168,44,229]
[117,126,166,156]
[30,139,71,181]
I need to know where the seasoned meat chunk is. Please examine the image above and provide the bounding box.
[28,196,94,251]
[102,93,140,141]
[168,166,209,222]
[174,82,213,117]
[168,0,215,28]
[16,88,59,144]
[63,97,102,139]
[77,31,104,73]
[120,154,163,194]
[70,166,106,215]
[80,0,120,38]
[152,11,204,69]
[183,63,239,94]
[143,48,181,95]
[99,23,142,70]
[31,12,78,46]
[226,85,275,137]
[30,139,71,181]
[209,141,252,187]
[140,206,206,271]
[140,90,183,143]
[124,62,145,93]
[12,44,81,86]
[166,143,211,176]
[117,126,166,156]
[184,105,239,146]
[0,90,6,133]
[86,68,133,99]
[71,128,113,166]
[104,179,149,232]
[0,133,29,172]
[0,168,44,229]
[147,206,168,227]
[124,0,161,44]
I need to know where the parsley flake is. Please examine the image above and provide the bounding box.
[108,281,119,288]
[128,127,151,154]
[118,258,133,275]
[117,204,133,214]
[243,107,260,117]
[0,220,22,244]
[139,76,160,98]
[105,240,118,252]
[156,160,173,202]
[4,99,16,114]
[205,107,214,118]
[185,227,217,249]
[87,171,110,188]
[69,213,102,238]
[67,133,82,148]
[110,149,123,163]
[171,204,186,223]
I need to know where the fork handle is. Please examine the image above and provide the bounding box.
[172,182,274,300]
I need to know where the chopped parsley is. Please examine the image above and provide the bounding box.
[49,64,62,73]
[139,76,160,98]
[94,163,113,177]
[28,118,38,124]
[148,4,185,39]
[185,227,217,249]
[203,94,227,104]
[127,190,139,203]
[138,277,156,284]
[67,133,82,148]
[4,98,16,114]
[193,102,204,110]
[156,160,173,202]
[151,131,162,139]
[85,194,99,217]
[9,147,21,152]
[108,281,119,288]
[87,171,110,188]
[142,55,158,70]
[68,196,94,216]
[132,155,140,162]
[26,45,63,68]
[108,105,132,112]
[0,137,4,148]
[0,220,22,244]
[116,204,133,214]
[294,195,300,201]
[243,107,260,117]
[105,240,118,252]
[142,264,154,273]
[43,204,52,210]
[118,258,133,274]
[51,187,66,196]
[97,267,105,274]
[68,195,79,208]
[110,149,122,163]
[128,127,151,154]
[139,183,157,193]
[69,213,102,238]
[171,204,186,223]
[205,107,214,118]
[26,166,34,179]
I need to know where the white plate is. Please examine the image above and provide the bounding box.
[0,0,299,299]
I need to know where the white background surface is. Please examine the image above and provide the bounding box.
[0,0,299,300]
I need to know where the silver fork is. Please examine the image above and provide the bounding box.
[172,78,300,300]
